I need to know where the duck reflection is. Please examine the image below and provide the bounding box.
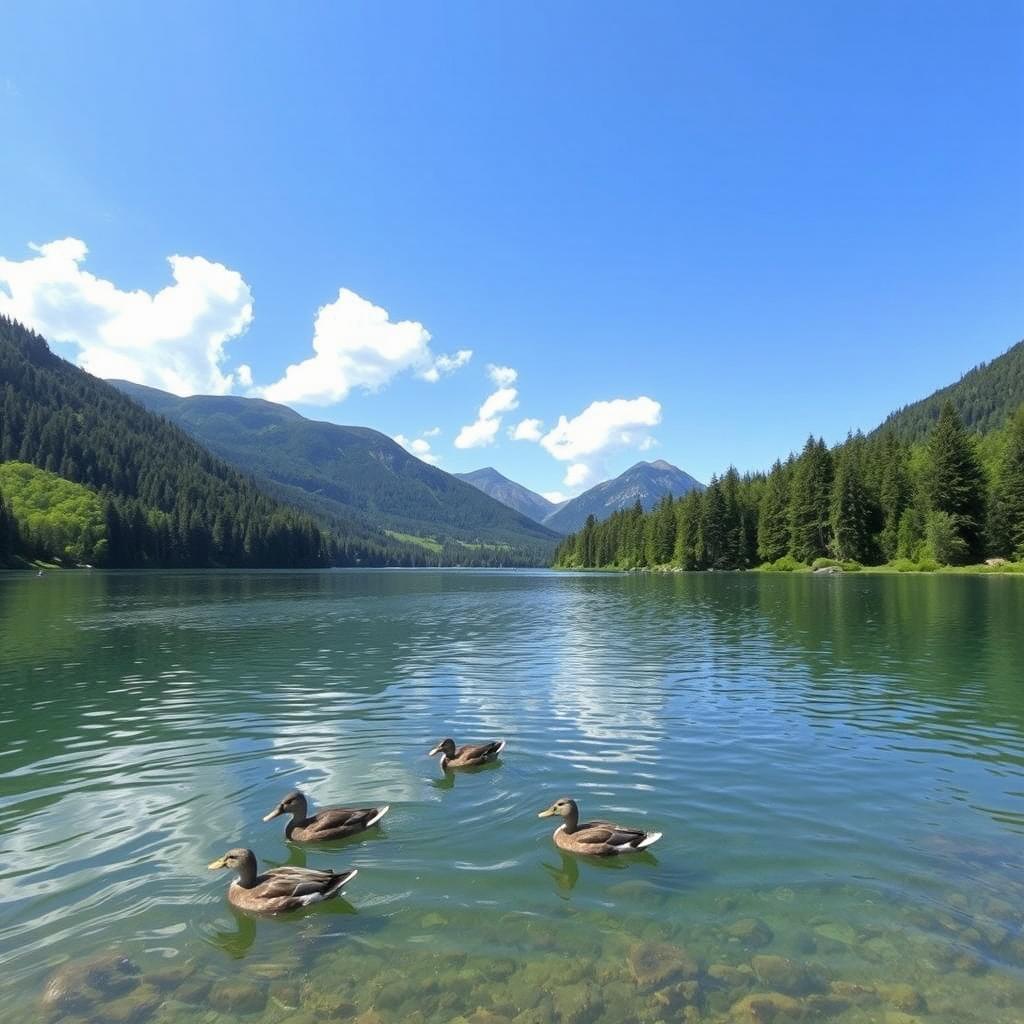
[207,908,257,958]
[541,848,657,898]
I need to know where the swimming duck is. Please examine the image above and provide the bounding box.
[207,848,356,914]
[537,797,662,855]
[428,738,506,769]
[262,790,389,842]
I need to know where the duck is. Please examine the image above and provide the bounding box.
[428,738,506,770]
[207,848,357,914]
[262,790,389,842]
[537,797,662,856]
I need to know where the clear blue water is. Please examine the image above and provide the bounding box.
[1,569,1022,1023]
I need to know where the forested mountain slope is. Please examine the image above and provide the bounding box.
[110,381,559,559]
[0,317,389,567]
[877,339,1024,443]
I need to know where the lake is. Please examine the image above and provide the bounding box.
[1,569,1022,1024]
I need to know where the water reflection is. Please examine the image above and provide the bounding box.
[0,569,1022,1024]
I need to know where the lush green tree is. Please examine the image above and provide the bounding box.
[877,432,911,560]
[830,442,872,562]
[988,405,1024,558]
[0,484,19,562]
[673,491,701,569]
[788,437,833,563]
[924,401,987,563]
[756,459,790,563]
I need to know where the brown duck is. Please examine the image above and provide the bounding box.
[537,797,662,856]
[207,848,356,913]
[262,790,389,842]
[428,738,506,770]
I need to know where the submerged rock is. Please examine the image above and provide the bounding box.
[208,977,268,1015]
[729,990,803,1023]
[725,918,774,949]
[627,941,701,989]
[877,983,926,1013]
[101,984,162,1024]
[172,977,212,1005]
[708,963,754,988]
[144,962,196,991]
[41,953,141,1017]
[828,980,878,1005]
[751,954,826,995]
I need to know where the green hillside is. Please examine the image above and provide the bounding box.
[110,381,560,560]
[876,339,1024,442]
[0,317,359,568]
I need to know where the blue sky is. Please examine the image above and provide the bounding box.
[1,2,1021,500]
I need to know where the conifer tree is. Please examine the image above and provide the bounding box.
[0,486,18,561]
[877,433,911,561]
[989,406,1024,559]
[830,443,872,562]
[924,402,987,562]
[788,437,833,562]
[673,491,701,569]
[757,459,790,563]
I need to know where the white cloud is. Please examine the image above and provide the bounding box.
[0,238,254,395]
[564,462,594,488]
[423,426,441,437]
[454,416,501,449]
[542,491,570,504]
[539,397,661,462]
[454,371,520,450]
[487,364,518,387]
[510,417,543,441]
[393,432,441,466]
[420,348,473,383]
[516,396,663,496]
[478,386,518,420]
[260,288,467,406]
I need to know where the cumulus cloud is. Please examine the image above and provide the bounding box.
[564,463,594,488]
[540,397,661,462]
[487,364,518,387]
[0,238,253,395]
[394,431,441,466]
[420,348,473,382]
[261,288,469,405]
[454,370,520,449]
[516,396,663,494]
[509,417,543,441]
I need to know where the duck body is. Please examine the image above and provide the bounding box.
[428,738,506,770]
[208,848,356,914]
[263,791,389,842]
[538,798,662,856]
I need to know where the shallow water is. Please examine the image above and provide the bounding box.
[1,569,1023,1024]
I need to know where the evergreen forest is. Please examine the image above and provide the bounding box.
[554,401,1024,572]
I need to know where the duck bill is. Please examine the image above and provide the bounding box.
[537,807,556,818]
[261,805,284,822]
[427,745,442,757]
[207,856,227,870]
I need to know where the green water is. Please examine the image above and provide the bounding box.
[1,570,1023,1024]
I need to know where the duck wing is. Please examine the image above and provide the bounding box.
[575,821,655,850]
[456,740,505,761]
[308,806,388,833]
[260,866,354,898]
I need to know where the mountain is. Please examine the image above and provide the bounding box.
[454,467,557,525]
[876,339,1024,442]
[544,459,705,534]
[110,381,560,561]
[0,317,333,568]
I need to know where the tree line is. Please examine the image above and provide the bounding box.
[0,317,554,569]
[554,401,1024,571]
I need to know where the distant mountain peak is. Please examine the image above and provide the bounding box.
[454,467,556,526]
[543,459,704,534]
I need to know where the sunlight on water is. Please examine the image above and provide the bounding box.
[1,569,1022,1023]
